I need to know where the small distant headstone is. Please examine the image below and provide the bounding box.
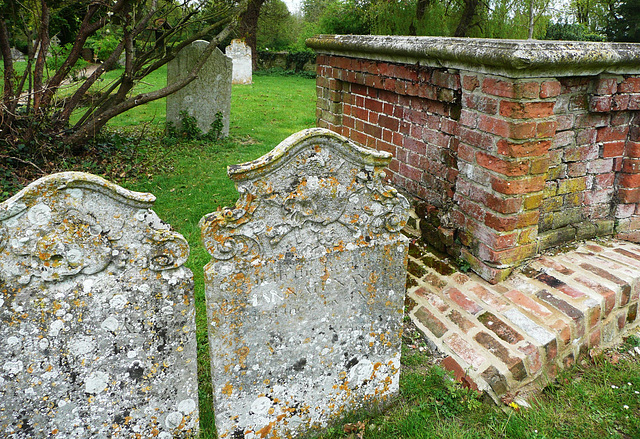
[200,128,410,438]
[50,35,61,48]
[9,47,25,61]
[167,40,232,136]
[0,172,198,438]
[225,39,252,85]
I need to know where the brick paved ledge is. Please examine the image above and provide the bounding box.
[407,238,640,401]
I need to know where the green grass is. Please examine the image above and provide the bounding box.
[118,73,317,438]
[3,70,640,438]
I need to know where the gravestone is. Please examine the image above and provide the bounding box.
[200,128,410,438]
[225,39,252,85]
[167,40,232,136]
[0,172,198,438]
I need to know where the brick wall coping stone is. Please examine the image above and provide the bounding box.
[306,34,640,78]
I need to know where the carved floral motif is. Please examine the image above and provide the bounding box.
[0,172,189,285]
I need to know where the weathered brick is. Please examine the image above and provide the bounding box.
[482,77,516,98]
[540,80,562,98]
[414,306,449,338]
[536,290,584,326]
[519,342,543,374]
[499,101,555,119]
[478,312,524,344]
[446,287,483,315]
[602,141,626,158]
[444,333,487,369]
[476,152,529,176]
[597,126,630,143]
[589,95,612,112]
[474,332,527,381]
[535,273,586,299]
[491,175,546,195]
[477,242,537,266]
[505,289,554,319]
[557,177,588,195]
[481,365,508,395]
[469,284,510,311]
[497,139,550,158]
[594,77,618,95]
[448,309,476,332]
[441,356,479,391]
[619,77,640,93]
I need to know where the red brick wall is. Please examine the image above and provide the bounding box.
[316,54,640,283]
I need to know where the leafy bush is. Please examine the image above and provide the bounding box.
[545,22,606,42]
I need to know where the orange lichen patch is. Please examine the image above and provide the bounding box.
[222,382,233,396]
[256,421,275,438]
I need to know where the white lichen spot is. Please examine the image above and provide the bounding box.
[27,203,51,225]
[0,298,4,307]
[165,412,183,429]
[39,338,50,350]
[127,350,137,359]
[109,295,127,309]
[85,371,109,394]
[66,188,83,199]
[49,319,65,337]
[178,398,197,414]
[7,336,20,346]
[3,360,23,374]
[158,433,172,439]
[83,278,94,295]
[250,397,272,416]
[136,284,150,294]
[69,336,96,357]
[101,316,119,332]
[347,359,373,388]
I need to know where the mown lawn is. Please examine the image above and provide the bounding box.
[3,68,640,438]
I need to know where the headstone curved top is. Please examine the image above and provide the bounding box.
[201,128,410,438]
[0,172,198,438]
[225,39,252,85]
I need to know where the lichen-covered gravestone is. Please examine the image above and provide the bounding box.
[167,40,232,136]
[225,39,252,85]
[0,172,198,438]
[200,128,410,438]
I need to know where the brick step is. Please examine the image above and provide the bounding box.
[407,239,640,401]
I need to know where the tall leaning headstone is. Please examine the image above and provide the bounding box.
[200,128,410,438]
[167,40,232,136]
[225,39,252,85]
[0,172,198,438]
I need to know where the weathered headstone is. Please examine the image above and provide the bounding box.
[0,172,198,438]
[200,128,410,438]
[167,40,232,136]
[225,39,252,85]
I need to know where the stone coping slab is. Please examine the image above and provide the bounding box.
[306,35,640,77]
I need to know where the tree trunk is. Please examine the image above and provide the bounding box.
[416,0,431,21]
[528,0,535,39]
[238,0,266,70]
[454,0,480,37]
